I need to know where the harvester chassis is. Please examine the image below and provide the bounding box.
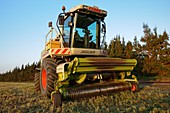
[36,4,140,109]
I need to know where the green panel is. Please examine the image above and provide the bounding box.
[67,57,137,74]
[76,66,134,72]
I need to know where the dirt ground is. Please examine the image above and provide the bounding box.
[0,82,170,113]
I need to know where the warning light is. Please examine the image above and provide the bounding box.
[87,6,102,13]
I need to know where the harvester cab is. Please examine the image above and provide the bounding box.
[36,5,139,109]
[43,5,107,57]
[58,5,106,48]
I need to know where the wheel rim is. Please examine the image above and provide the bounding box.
[42,68,47,90]
[131,84,136,91]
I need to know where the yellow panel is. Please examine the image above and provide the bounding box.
[46,40,60,50]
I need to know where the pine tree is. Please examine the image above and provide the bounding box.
[122,37,126,57]
[115,36,123,57]
[108,36,124,58]
[108,39,115,57]
[133,36,141,57]
[125,41,133,59]
[132,36,143,76]
[140,24,170,76]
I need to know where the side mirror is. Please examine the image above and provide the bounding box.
[59,15,64,25]
[48,22,52,27]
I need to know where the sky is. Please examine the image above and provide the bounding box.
[0,0,170,73]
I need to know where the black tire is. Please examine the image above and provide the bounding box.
[52,92,62,108]
[40,58,57,98]
[34,72,40,92]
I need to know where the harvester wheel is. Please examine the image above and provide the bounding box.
[52,92,62,108]
[130,82,139,92]
[40,58,57,98]
[34,72,40,92]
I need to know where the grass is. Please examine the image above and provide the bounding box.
[0,82,170,113]
[138,74,170,83]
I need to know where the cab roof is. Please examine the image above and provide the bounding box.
[69,5,107,18]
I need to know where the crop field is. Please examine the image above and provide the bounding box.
[0,82,170,113]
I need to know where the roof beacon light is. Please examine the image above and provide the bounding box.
[62,6,66,13]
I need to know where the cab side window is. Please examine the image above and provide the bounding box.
[63,16,72,47]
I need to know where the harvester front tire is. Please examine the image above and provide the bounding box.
[34,72,40,92]
[40,58,57,98]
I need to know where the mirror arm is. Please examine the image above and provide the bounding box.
[56,13,69,47]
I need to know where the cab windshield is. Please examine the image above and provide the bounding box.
[73,14,100,48]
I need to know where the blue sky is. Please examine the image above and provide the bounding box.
[0,0,170,73]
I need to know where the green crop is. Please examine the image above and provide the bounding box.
[0,82,170,113]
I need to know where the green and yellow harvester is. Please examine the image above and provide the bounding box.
[35,5,139,108]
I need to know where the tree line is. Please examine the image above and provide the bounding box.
[0,24,169,82]
[107,24,170,76]
[0,62,40,82]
